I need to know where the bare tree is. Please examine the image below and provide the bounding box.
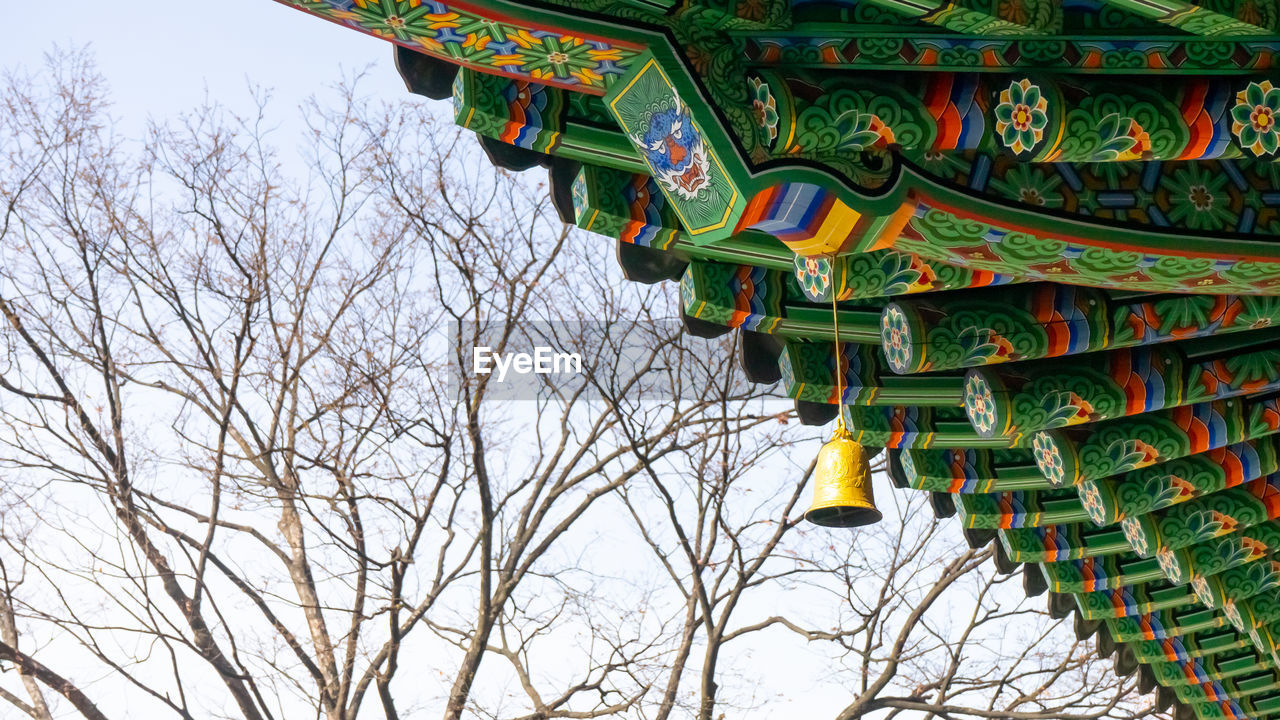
[811,494,1157,720]
[0,52,1162,720]
[615,443,1164,720]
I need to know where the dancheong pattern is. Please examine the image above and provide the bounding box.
[276,0,640,92]
[276,0,1280,712]
[741,37,1280,75]
[916,156,1280,237]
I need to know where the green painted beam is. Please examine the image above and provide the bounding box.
[857,0,1047,35]
[882,284,1280,375]
[1030,395,1271,489]
[1081,437,1279,527]
[1159,523,1280,590]
[899,447,1056,492]
[840,404,1016,449]
[1119,475,1280,561]
[454,68,646,173]
[1073,581,1197,620]
[1041,554,1166,593]
[963,334,1280,440]
[1109,605,1227,642]
[739,34,1280,74]
[955,487,1086,528]
[1099,0,1274,35]
[1131,627,1258,662]
[778,340,964,406]
[1001,522,1131,562]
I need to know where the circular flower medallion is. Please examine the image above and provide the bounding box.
[1188,184,1214,212]
[1156,547,1183,584]
[964,372,999,436]
[990,165,1064,211]
[1191,575,1214,607]
[794,255,831,301]
[1032,432,1066,486]
[748,75,780,150]
[1121,517,1150,557]
[1078,480,1107,525]
[1224,599,1244,630]
[880,305,914,374]
[994,79,1049,155]
[1166,164,1233,231]
[1232,80,1280,156]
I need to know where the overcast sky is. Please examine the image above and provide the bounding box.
[2,0,410,135]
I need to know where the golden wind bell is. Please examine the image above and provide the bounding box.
[803,260,881,528]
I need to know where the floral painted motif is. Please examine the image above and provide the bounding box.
[1105,439,1164,477]
[1165,163,1235,231]
[1040,390,1099,428]
[749,75,779,149]
[1079,481,1106,525]
[1239,536,1269,564]
[997,0,1037,26]
[1032,433,1066,486]
[1189,185,1212,211]
[1186,509,1240,545]
[779,344,798,397]
[1093,113,1151,162]
[736,0,768,22]
[964,372,998,435]
[834,109,895,152]
[1122,517,1150,556]
[994,79,1048,155]
[989,164,1063,208]
[1167,476,1197,504]
[1157,547,1183,584]
[794,255,832,301]
[1232,80,1280,156]
[880,305,913,374]
[915,150,971,178]
[282,0,634,92]
[958,328,1016,366]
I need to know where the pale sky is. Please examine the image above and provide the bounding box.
[3,0,408,134]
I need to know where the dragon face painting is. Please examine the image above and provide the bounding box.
[632,97,711,201]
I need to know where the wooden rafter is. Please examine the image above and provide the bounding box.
[1097,0,1274,35]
